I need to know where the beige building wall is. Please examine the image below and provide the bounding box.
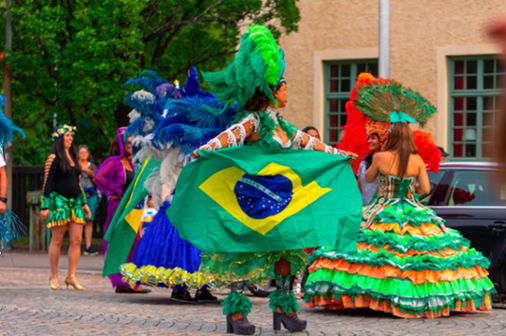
[279,0,505,150]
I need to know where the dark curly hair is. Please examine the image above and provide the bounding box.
[244,86,274,112]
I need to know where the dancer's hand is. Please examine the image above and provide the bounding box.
[82,204,91,219]
[0,201,6,214]
[40,209,50,221]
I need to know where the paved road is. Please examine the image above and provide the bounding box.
[1,251,505,335]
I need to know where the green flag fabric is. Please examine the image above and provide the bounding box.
[103,156,161,277]
[167,145,362,254]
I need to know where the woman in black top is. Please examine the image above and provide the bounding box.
[40,125,90,290]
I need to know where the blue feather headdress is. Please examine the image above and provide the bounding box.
[125,67,238,158]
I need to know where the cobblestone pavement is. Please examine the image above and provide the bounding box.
[1,253,505,335]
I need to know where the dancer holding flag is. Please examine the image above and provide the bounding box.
[166,25,361,334]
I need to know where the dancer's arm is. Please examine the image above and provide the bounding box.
[292,130,357,157]
[40,154,56,219]
[193,114,259,158]
[95,160,123,198]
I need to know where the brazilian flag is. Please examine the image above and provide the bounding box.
[167,145,361,254]
[103,156,161,277]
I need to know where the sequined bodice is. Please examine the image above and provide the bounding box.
[376,173,416,201]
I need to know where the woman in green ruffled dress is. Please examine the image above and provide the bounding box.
[305,111,495,317]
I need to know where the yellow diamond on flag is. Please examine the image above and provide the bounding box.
[199,163,331,235]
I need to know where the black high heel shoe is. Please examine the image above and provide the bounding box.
[226,314,255,335]
[273,312,307,332]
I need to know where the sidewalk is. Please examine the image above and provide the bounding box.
[1,250,506,335]
[0,248,103,273]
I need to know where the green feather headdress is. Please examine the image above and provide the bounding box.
[354,81,436,126]
[203,25,285,109]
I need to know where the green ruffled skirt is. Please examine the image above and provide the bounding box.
[44,192,86,228]
[305,198,496,318]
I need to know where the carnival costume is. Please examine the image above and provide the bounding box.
[41,125,88,228]
[0,95,26,251]
[117,69,229,299]
[305,76,495,318]
[95,126,141,290]
[158,25,361,334]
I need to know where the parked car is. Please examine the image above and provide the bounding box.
[420,161,506,293]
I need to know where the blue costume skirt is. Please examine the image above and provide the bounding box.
[120,201,203,288]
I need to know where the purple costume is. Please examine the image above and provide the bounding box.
[95,127,138,288]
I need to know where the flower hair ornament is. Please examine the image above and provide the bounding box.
[52,125,76,140]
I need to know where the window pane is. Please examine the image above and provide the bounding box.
[330,65,339,77]
[484,75,494,89]
[463,127,477,140]
[465,144,476,157]
[454,113,463,126]
[466,97,477,111]
[357,63,366,73]
[483,96,495,111]
[466,76,477,89]
[340,79,350,92]
[329,114,338,127]
[484,59,495,73]
[453,128,463,141]
[369,64,378,76]
[329,129,338,143]
[453,144,463,157]
[454,97,464,111]
[455,61,465,74]
[330,79,338,92]
[482,128,493,142]
[467,60,477,73]
[329,99,338,112]
[466,113,476,126]
[454,76,464,90]
[340,114,347,126]
[482,143,493,158]
[341,64,350,77]
[340,99,347,113]
[483,112,494,127]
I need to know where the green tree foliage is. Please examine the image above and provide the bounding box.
[5,0,300,164]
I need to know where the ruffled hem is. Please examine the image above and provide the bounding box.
[200,250,307,283]
[358,228,470,254]
[305,270,495,302]
[305,292,493,318]
[371,202,442,227]
[309,246,490,271]
[357,243,465,258]
[120,263,213,288]
[368,222,444,236]
[46,210,85,228]
[309,259,490,284]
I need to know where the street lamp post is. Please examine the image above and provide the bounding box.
[379,0,390,78]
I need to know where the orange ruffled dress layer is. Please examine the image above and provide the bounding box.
[305,173,495,318]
